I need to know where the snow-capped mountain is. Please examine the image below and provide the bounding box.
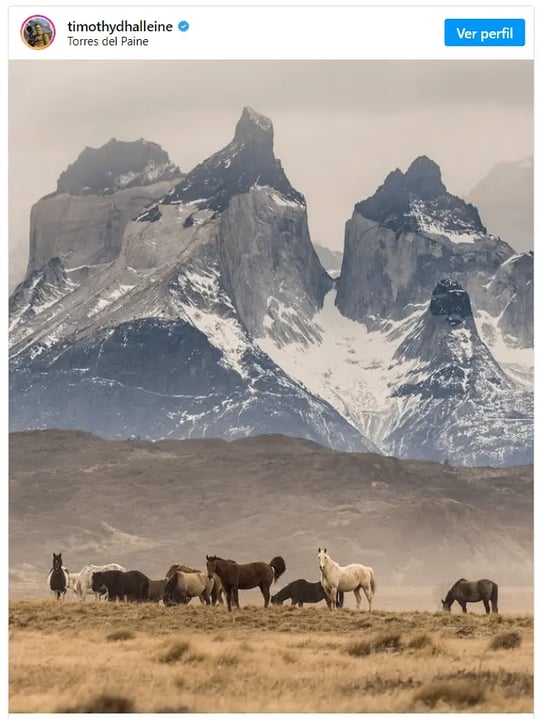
[9,110,375,453]
[9,113,533,467]
[258,156,532,465]
[385,280,532,465]
[336,156,514,325]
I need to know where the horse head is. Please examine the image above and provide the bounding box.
[206,555,217,578]
[317,547,329,572]
[52,553,63,571]
[91,571,105,593]
[163,574,179,606]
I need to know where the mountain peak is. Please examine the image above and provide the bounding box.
[156,108,303,214]
[405,156,446,200]
[234,107,274,146]
[56,138,181,196]
[353,156,485,237]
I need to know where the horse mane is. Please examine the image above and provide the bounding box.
[446,577,469,595]
[207,556,238,564]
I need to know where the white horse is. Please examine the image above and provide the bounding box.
[74,563,127,600]
[66,571,81,597]
[317,547,376,611]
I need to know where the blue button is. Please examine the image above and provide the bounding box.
[445,19,525,46]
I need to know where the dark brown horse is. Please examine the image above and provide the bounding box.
[442,578,498,614]
[271,579,344,608]
[206,555,286,611]
[148,579,166,602]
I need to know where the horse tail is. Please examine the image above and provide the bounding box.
[491,581,498,611]
[370,569,376,595]
[270,556,286,583]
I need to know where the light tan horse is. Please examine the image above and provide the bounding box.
[165,563,224,605]
[163,570,214,606]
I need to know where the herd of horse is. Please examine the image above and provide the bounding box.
[46,549,500,614]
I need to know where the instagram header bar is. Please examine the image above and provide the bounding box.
[10,5,534,60]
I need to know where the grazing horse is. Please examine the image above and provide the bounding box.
[206,555,286,611]
[148,579,166,603]
[442,578,498,614]
[91,570,149,602]
[74,563,127,600]
[271,579,344,608]
[165,563,224,606]
[163,571,214,606]
[317,548,375,611]
[47,553,69,600]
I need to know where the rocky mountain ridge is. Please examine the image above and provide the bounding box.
[9,109,533,466]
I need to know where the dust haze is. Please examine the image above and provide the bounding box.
[9,431,533,612]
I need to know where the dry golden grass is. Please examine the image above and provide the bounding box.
[9,600,533,713]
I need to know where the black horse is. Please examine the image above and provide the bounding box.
[271,579,344,608]
[206,555,286,611]
[47,552,67,600]
[92,570,150,602]
[442,578,498,614]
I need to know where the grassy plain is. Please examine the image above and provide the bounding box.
[9,599,533,713]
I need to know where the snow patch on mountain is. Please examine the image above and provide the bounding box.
[407,199,481,244]
[257,289,423,446]
[476,309,533,388]
[170,265,250,378]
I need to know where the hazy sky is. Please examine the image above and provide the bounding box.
[9,60,533,288]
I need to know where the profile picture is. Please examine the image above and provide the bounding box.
[21,15,55,50]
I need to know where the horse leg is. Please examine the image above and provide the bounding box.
[261,584,270,608]
[483,599,490,615]
[234,587,240,609]
[460,601,467,613]
[353,587,362,611]
[298,602,303,608]
[330,586,338,610]
[363,584,373,612]
[491,600,498,614]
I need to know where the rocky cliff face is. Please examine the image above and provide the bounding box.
[128,106,332,345]
[475,251,533,348]
[26,139,182,277]
[336,156,514,325]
